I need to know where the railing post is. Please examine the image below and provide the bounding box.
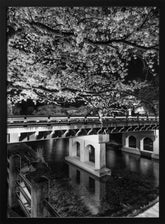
[68,115,70,124]
[146,113,149,120]
[24,116,27,123]
[8,156,20,209]
[31,176,49,218]
[128,108,132,116]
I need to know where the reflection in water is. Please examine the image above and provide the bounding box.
[67,162,106,215]
[153,162,159,186]
[27,138,69,178]
[24,138,159,216]
[47,138,54,155]
[106,147,159,187]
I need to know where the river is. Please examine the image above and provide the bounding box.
[21,137,159,217]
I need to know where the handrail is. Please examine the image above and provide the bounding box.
[43,199,61,217]
[16,181,31,204]
[16,173,61,218]
[18,173,32,191]
[16,192,31,217]
[7,115,159,124]
[8,115,159,119]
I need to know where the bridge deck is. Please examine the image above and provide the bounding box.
[7,116,159,143]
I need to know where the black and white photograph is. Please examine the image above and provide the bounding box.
[5,4,159,218]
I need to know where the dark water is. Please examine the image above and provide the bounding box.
[106,148,159,187]
[25,138,159,216]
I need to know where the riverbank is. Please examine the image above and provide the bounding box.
[122,196,159,218]
[135,200,159,217]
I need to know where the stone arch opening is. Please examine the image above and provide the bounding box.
[87,145,95,163]
[129,136,136,148]
[75,142,80,157]
[144,137,153,151]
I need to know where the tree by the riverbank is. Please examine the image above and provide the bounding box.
[7,7,159,115]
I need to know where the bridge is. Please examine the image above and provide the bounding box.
[7,115,159,177]
[7,115,159,143]
[7,115,159,217]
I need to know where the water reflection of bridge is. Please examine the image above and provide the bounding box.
[67,162,107,215]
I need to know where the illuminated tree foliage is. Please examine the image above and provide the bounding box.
[7,7,159,114]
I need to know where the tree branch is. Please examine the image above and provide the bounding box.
[85,38,159,51]
[28,20,74,38]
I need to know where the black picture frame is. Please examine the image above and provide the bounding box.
[0,0,163,224]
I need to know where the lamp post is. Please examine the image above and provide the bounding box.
[128,108,132,116]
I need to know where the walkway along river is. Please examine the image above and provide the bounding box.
[8,137,159,217]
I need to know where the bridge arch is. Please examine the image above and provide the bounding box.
[128,135,137,148]
[143,137,153,151]
[75,141,80,157]
[72,140,81,158]
[86,144,95,163]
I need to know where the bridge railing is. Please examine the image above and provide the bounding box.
[15,172,61,217]
[16,173,31,217]
[16,192,31,217]
[43,199,60,217]
[7,115,159,125]
[18,173,32,193]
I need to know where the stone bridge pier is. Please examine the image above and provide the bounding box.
[121,129,159,159]
[65,134,111,177]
